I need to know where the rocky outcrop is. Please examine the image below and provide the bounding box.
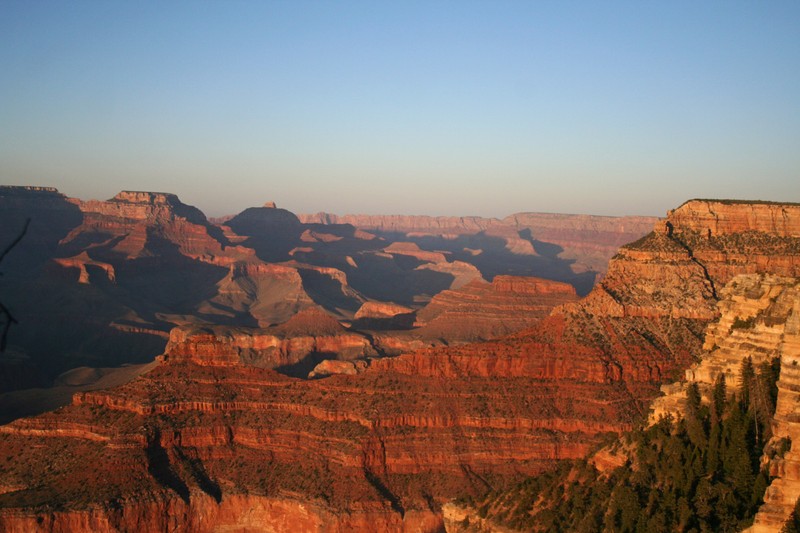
[353,301,417,330]
[383,242,450,264]
[201,261,315,326]
[355,302,415,320]
[225,205,304,262]
[666,199,800,238]
[164,307,377,373]
[748,278,800,532]
[86,191,206,222]
[505,212,661,273]
[415,276,578,341]
[308,359,369,378]
[649,274,798,421]
[0,491,443,532]
[52,252,116,284]
[163,306,382,376]
[60,190,252,266]
[661,200,800,286]
[442,502,507,532]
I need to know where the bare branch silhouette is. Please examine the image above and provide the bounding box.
[0,218,30,351]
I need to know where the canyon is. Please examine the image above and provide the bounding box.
[0,190,798,532]
[0,186,653,402]
[444,201,800,532]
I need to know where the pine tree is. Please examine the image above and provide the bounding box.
[712,374,727,426]
[740,357,755,409]
[686,382,708,448]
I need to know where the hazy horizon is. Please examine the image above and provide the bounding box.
[2,1,798,218]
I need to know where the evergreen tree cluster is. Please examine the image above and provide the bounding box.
[474,357,781,532]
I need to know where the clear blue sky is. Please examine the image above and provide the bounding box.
[1,1,798,217]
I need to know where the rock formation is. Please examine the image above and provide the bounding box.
[164,307,377,376]
[749,278,800,532]
[199,262,316,326]
[504,211,662,273]
[224,204,304,262]
[355,302,415,321]
[52,252,116,284]
[2,196,797,531]
[414,276,578,342]
[0,199,729,531]
[299,211,659,277]
[0,334,622,532]
[60,191,251,265]
[650,274,798,422]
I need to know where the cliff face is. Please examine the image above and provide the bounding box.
[599,201,800,421]
[663,200,800,287]
[667,199,800,238]
[649,274,798,422]
[749,278,800,532]
[414,276,578,342]
[164,308,377,375]
[2,198,797,531]
[0,350,616,532]
[0,497,443,533]
[0,203,696,531]
[61,190,252,265]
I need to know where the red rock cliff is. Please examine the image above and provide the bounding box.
[1,199,797,532]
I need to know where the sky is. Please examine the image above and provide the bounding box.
[1,1,798,218]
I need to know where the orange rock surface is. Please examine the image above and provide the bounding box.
[415,276,578,341]
[1,198,798,531]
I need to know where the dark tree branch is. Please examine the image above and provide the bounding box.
[0,218,30,265]
[0,218,30,351]
[0,300,17,352]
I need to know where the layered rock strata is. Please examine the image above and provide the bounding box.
[1,199,797,532]
[165,307,377,374]
[415,276,578,342]
[61,191,252,265]
[749,279,800,532]
[299,211,659,275]
[650,274,798,422]
[0,344,627,531]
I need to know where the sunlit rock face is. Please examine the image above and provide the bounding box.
[1,199,798,532]
[413,275,578,342]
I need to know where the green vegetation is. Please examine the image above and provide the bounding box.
[731,316,756,330]
[474,357,781,532]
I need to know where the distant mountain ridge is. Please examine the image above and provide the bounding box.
[299,210,660,277]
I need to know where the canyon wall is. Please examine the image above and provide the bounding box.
[2,198,798,531]
[413,276,578,342]
[299,211,659,276]
[749,278,800,532]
